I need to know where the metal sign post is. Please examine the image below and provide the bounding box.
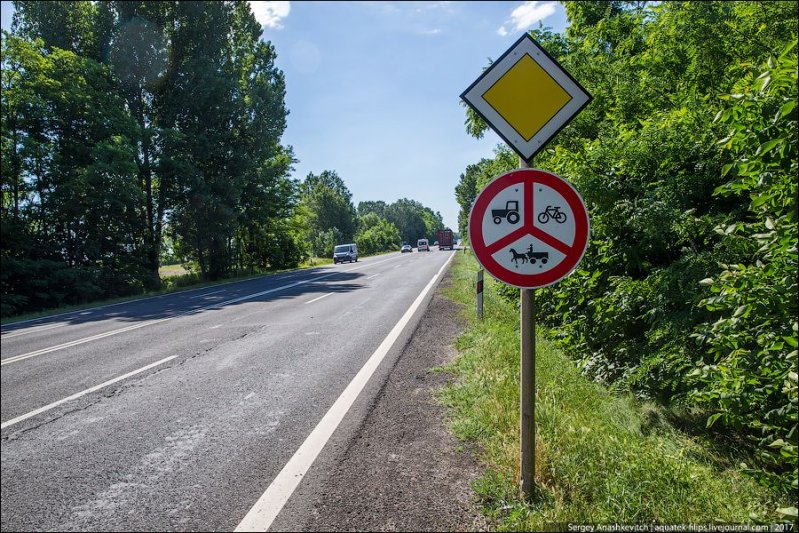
[518,159,535,499]
[520,286,535,497]
[462,32,592,500]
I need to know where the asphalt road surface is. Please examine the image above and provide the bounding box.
[1,249,454,531]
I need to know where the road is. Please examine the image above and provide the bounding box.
[1,249,454,531]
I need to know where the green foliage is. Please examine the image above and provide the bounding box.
[454,2,798,494]
[384,197,444,245]
[299,170,357,256]
[355,198,444,253]
[355,213,401,255]
[313,228,343,259]
[357,200,387,219]
[1,32,151,314]
[1,1,298,313]
[690,42,798,492]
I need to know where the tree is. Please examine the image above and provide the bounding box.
[1,33,146,313]
[162,1,289,280]
[2,0,293,310]
[12,1,102,60]
[355,213,401,255]
[106,1,173,288]
[384,198,428,245]
[299,170,357,255]
[357,200,387,219]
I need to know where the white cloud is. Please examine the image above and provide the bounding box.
[497,1,557,36]
[413,1,454,14]
[249,1,290,29]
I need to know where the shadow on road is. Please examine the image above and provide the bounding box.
[1,268,371,333]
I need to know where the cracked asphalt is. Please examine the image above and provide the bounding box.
[1,250,482,531]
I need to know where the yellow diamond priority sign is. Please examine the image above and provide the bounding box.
[461,33,591,163]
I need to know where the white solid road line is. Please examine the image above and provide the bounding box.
[234,253,454,532]
[0,255,404,367]
[190,289,225,299]
[1,322,67,340]
[305,292,334,304]
[0,355,177,430]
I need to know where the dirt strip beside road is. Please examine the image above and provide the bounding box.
[291,268,488,532]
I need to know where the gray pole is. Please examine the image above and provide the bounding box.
[519,157,535,499]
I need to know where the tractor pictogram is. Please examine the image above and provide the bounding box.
[492,200,520,225]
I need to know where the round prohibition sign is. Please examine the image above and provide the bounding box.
[469,168,590,289]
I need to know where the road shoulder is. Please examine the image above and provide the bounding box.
[281,266,488,532]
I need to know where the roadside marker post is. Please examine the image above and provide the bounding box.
[461,32,592,499]
[477,269,484,320]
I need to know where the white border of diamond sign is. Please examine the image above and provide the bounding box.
[460,33,592,163]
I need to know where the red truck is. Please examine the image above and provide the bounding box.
[436,229,454,251]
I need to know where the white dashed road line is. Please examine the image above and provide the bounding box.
[305,293,334,305]
[0,255,403,366]
[1,356,178,429]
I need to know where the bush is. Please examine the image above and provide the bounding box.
[689,42,798,492]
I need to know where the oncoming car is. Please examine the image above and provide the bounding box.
[333,243,358,264]
[401,244,412,253]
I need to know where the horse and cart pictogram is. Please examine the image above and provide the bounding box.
[469,169,590,289]
[509,244,548,266]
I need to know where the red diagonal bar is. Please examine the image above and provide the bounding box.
[529,225,573,255]
[485,226,529,255]
[525,180,534,228]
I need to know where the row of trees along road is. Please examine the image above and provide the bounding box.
[0,1,447,318]
[455,1,797,495]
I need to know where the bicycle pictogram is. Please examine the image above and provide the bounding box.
[537,205,567,224]
[469,169,590,289]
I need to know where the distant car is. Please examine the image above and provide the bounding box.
[333,243,358,264]
[401,244,412,253]
[417,238,430,252]
[433,241,439,246]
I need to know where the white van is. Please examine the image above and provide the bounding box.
[333,243,358,264]
[417,239,430,252]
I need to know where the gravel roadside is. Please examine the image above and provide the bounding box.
[282,266,488,532]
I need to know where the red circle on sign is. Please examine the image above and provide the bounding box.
[468,169,589,288]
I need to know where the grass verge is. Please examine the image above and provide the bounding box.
[438,251,795,529]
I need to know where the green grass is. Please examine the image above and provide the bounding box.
[159,263,190,277]
[438,252,795,529]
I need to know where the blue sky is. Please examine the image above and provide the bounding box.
[1,1,569,229]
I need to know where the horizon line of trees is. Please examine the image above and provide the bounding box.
[0,1,449,318]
